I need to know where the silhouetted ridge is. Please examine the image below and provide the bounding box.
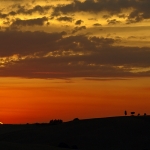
[1,116,150,150]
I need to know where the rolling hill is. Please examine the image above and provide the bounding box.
[0,116,150,150]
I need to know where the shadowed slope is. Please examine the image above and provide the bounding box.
[0,116,150,150]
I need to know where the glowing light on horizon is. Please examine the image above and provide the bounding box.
[0,122,3,124]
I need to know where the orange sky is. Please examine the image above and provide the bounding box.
[1,77,150,124]
[0,0,150,124]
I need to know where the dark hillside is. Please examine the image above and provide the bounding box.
[0,116,150,150]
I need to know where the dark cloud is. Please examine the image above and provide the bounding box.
[15,4,51,15]
[0,30,150,78]
[11,17,48,26]
[9,11,17,16]
[93,23,102,26]
[0,30,63,57]
[53,0,125,14]
[3,19,11,25]
[103,15,111,19]
[0,4,51,19]
[57,16,73,22]
[107,19,121,25]
[1,30,150,67]
[75,20,83,25]
[0,13,8,19]
[1,0,150,26]
[118,14,126,18]
[0,1,150,79]
[1,53,150,79]
[0,31,105,57]
[88,18,98,21]
[126,1,150,23]
[52,0,150,23]
[72,26,86,34]
[2,0,150,25]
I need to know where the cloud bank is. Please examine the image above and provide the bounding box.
[0,0,150,78]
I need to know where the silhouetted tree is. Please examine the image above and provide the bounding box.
[137,113,140,116]
[124,110,127,116]
[144,113,147,116]
[49,119,63,125]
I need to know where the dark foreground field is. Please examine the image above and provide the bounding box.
[0,116,150,150]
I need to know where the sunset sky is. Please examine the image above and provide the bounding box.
[0,0,150,124]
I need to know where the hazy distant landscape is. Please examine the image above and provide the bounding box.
[1,116,150,150]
